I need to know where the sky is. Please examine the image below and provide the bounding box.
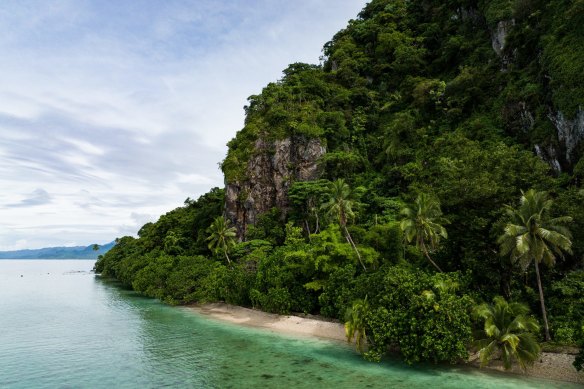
[0,0,366,250]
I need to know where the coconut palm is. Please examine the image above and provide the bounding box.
[497,189,572,341]
[473,296,541,370]
[345,297,369,353]
[206,216,237,264]
[321,179,366,270]
[400,193,448,272]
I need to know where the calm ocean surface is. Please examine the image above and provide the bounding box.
[0,260,576,388]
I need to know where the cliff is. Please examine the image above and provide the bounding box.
[221,0,584,246]
[225,136,325,238]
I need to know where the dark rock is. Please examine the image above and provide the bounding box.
[225,136,325,239]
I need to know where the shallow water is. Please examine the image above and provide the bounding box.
[0,260,576,388]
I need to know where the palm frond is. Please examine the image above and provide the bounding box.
[479,340,498,367]
[473,297,541,370]
[549,215,573,225]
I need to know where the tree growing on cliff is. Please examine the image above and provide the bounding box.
[498,189,573,341]
[400,193,448,272]
[206,216,237,264]
[321,179,366,270]
[288,180,330,237]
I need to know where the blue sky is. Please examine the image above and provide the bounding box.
[0,0,366,250]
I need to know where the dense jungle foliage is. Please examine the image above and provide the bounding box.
[95,0,584,368]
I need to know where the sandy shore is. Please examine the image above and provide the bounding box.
[188,302,583,385]
[188,303,347,342]
[470,351,584,385]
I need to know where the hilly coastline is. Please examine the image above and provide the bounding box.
[0,242,115,259]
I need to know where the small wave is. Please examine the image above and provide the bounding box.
[63,270,91,275]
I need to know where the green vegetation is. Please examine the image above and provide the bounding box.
[206,216,237,264]
[321,179,366,270]
[345,297,369,353]
[473,296,541,370]
[400,193,448,272]
[95,0,583,372]
[355,267,473,364]
[498,189,573,341]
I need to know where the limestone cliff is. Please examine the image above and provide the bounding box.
[224,136,325,239]
[549,109,584,165]
[490,16,583,172]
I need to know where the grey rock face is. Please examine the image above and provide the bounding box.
[225,136,325,239]
[549,109,584,164]
[491,20,515,56]
[534,144,562,174]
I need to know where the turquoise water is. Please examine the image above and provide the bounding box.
[0,260,577,388]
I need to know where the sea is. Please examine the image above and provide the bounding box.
[0,260,576,388]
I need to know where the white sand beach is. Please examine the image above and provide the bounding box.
[188,303,347,342]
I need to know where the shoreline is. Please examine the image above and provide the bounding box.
[187,303,347,342]
[187,302,583,385]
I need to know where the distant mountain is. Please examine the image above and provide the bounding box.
[0,242,116,259]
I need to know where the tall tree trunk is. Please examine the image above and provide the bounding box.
[499,257,512,300]
[224,248,231,264]
[309,198,320,234]
[534,259,551,341]
[343,225,366,271]
[421,240,443,272]
[314,210,320,234]
[305,219,312,242]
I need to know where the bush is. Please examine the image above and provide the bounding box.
[549,270,584,344]
[318,265,356,318]
[363,222,403,263]
[130,255,223,305]
[357,267,473,364]
[216,265,255,306]
[252,287,293,314]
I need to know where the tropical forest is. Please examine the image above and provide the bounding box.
[95,0,584,373]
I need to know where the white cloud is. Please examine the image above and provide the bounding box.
[0,0,365,250]
[6,188,52,208]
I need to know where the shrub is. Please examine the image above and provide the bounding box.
[354,266,473,364]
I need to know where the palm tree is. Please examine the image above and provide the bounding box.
[321,179,366,270]
[400,193,448,272]
[345,297,369,353]
[206,216,237,264]
[497,189,572,341]
[473,296,541,370]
